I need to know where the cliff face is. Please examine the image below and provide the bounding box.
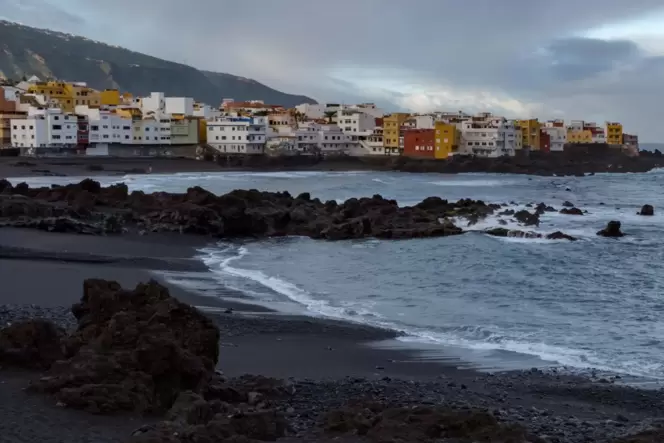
[0,21,316,107]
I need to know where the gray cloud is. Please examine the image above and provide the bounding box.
[2,0,664,140]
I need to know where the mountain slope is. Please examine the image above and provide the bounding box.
[0,20,316,107]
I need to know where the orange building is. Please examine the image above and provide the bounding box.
[402,129,435,159]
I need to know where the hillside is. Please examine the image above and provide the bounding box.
[0,20,316,107]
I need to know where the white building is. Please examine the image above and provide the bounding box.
[141,92,166,114]
[11,108,77,149]
[165,97,194,116]
[75,106,133,145]
[295,103,325,120]
[132,118,162,145]
[458,118,518,157]
[193,103,221,120]
[319,124,354,154]
[336,109,376,133]
[293,122,321,154]
[207,115,268,155]
[542,121,566,152]
[413,115,435,129]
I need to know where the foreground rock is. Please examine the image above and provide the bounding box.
[638,204,654,216]
[322,402,543,443]
[0,180,506,240]
[0,319,65,369]
[30,279,220,414]
[560,207,584,215]
[486,228,577,241]
[598,221,625,238]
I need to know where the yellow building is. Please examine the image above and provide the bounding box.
[567,129,593,144]
[27,81,100,112]
[198,118,207,144]
[114,107,142,121]
[434,122,458,159]
[383,113,410,154]
[27,81,70,110]
[100,89,121,106]
[606,122,623,145]
[516,119,541,150]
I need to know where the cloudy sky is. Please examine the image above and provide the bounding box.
[3,0,664,140]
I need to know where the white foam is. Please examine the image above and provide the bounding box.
[198,244,383,321]
[429,179,517,187]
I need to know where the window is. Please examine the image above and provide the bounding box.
[221,136,226,140]
[103,125,108,129]
[91,125,99,131]
[52,135,61,140]
[21,125,25,130]
[145,128,150,131]
[103,135,109,139]
[54,116,59,120]
[123,126,130,130]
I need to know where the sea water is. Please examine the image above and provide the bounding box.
[14,170,664,381]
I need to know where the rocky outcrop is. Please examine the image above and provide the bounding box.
[535,202,556,215]
[560,207,584,215]
[597,221,624,238]
[562,201,575,208]
[128,374,292,442]
[0,180,502,241]
[514,210,540,226]
[638,204,654,216]
[30,279,220,414]
[485,228,577,241]
[0,319,65,369]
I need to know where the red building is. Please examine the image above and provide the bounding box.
[539,129,551,153]
[76,115,89,148]
[402,129,435,159]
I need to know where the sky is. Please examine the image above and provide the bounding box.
[2,0,664,141]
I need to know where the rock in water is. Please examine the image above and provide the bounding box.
[560,207,584,215]
[546,231,578,241]
[514,210,540,226]
[597,221,624,238]
[562,201,575,208]
[31,279,220,414]
[638,204,654,216]
[0,319,65,369]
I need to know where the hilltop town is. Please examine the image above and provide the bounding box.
[0,76,641,162]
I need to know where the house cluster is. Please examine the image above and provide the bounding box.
[0,76,639,158]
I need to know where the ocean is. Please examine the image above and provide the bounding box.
[15,170,664,382]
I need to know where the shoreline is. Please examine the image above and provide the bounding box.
[2,230,664,441]
[1,152,663,179]
[0,227,658,387]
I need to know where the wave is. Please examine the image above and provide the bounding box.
[197,244,382,320]
[429,179,517,187]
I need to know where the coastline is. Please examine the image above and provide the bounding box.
[1,150,663,180]
[2,229,664,441]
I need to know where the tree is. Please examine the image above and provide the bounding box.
[324,111,336,124]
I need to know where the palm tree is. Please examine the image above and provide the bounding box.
[324,111,336,124]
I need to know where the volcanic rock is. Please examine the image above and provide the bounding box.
[560,207,584,215]
[638,204,654,216]
[514,210,540,226]
[546,231,578,241]
[597,221,624,238]
[0,180,502,241]
[30,279,220,414]
[0,319,65,369]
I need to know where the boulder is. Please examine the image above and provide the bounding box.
[514,210,540,226]
[638,204,654,216]
[535,203,556,215]
[0,319,65,369]
[562,201,574,208]
[597,220,624,238]
[560,207,584,216]
[546,231,577,241]
[31,279,220,414]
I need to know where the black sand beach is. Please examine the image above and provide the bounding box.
[1,229,664,442]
